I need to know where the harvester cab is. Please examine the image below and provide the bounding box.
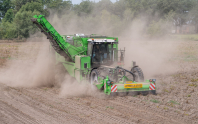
[87,38,120,67]
[31,15,156,96]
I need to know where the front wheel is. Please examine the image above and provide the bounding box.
[131,66,144,82]
[90,69,99,90]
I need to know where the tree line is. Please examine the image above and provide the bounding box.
[0,0,198,39]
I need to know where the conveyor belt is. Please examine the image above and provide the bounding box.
[31,15,85,62]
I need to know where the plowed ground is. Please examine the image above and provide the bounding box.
[0,41,198,124]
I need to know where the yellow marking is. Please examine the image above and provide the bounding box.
[126,81,133,84]
[124,84,142,88]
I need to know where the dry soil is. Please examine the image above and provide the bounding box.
[0,40,198,124]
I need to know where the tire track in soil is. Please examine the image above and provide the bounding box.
[79,93,196,124]
[21,87,186,124]
[1,85,134,124]
[113,97,193,124]
[0,82,195,124]
[25,88,135,124]
[0,100,38,124]
[0,84,85,124]
[116,97,193,123]
[80,96,183,124]
[75,97,151,124]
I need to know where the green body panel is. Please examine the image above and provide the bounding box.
[98,76,155,94]
[74,56,91,82]
[103,76,111,95]
[62,62,75,77]
[56,52,65,63]
[96,83,104,89]
[80,56,91,70]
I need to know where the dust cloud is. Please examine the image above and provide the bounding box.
[0,11,180,97]
[0,37,55,87]
[0,36,102,98]
[59,78,103,98]
[118,21,179,78]
[119,19,179,79]
[48,12,180,95]
[48,12,180,79]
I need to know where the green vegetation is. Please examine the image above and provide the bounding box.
[188,83,197,87]
[150,99,160,103]
[169,100,180,105]
[164,89,170,93]
[106,106,114,109]
[191,78,198,82]
[172,34,198,41]
[0,0,198,40]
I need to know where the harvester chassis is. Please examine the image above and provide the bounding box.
[31,15,157,96]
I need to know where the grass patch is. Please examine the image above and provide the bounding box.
[188,94,191,97]
[188,83,197,87]
[169,100,180,105]
[106,106,114,109]
[164,107,168,110]
[164,89,170,93]
[150,99,160,103]
[191,78,198,82]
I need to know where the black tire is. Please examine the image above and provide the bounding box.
[150,90,157,95]
[118,92,127,97]
[90,69,99,85]
[128,91,139,96]
[131,66,144,82]
[141,91,149,96]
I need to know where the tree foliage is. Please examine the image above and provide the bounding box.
[2,9,14,23]
[0,0,13,18]
[1,0,198,39]
[12,0,44,12]
[47,0,72,14]
[74,1,93,15]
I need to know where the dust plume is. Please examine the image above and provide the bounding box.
[0,36,103,98]
[0,11,180,96]
[47,12,180,79]
[0,37,55,87]
[118,19,179,79]
[59,78,103,98]
[38,11,180,96]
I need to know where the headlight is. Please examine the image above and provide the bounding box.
[107,80,114,86]
[107,81,111,86]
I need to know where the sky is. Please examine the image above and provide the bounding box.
[70,0,117,4]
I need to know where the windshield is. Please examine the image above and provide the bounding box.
[92,43,114,65]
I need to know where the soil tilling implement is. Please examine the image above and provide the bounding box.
[31,15,156,96]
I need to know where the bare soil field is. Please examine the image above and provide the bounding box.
[0,40,198,124]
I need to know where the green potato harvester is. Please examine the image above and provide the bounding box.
[31,15,156,96]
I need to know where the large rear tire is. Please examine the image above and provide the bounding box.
[131,66,144,82]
